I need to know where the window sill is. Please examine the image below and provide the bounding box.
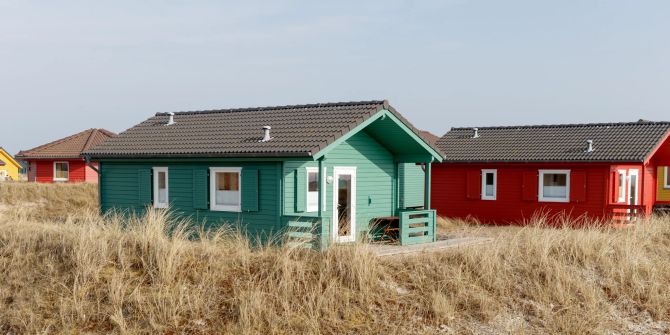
[538,198,570,203]
[481,197,496,201]
[210,207,241,212]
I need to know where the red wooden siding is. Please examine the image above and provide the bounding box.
[431,163,611,224]
[27,159,97,183]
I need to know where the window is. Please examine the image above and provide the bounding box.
[617,170,627,203]
[54,161,69,181]
[538,170,570,203]
[665,167,670,189]
[306,167,327,212]
[210,167,241,212]
[153,167,168,208]
[481,169,497,200]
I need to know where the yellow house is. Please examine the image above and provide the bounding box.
[0,147,21,181]
[659,166,670,203]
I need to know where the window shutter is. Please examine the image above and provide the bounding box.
[242,168,259,212]
[295,168,306,212]
[522,171,537,201]
[466,170,480,199]
[138,169,152,206]
[612,171,619,203]
[571,171,587,203]
[193,169,208,209]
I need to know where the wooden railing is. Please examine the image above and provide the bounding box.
[283,216,329,250]
[399,209,436,245]
[607,204,647,223]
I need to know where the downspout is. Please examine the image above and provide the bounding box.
[424,160,432,210]
[84,155,103,215]
[317,157,326,250]
[84,155,100,174]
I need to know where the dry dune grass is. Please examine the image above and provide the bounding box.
[1,183,670,334]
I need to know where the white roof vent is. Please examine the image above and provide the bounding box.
[585,139,594,153]
[260,126,272,142]
[166,112,175,126]
[472,127,480,139]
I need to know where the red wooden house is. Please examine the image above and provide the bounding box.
[16,129,116,183]
[432,121,670,224]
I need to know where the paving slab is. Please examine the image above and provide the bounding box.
[368,236,493,257]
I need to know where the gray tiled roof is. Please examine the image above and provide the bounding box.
[85,100,440,158]
[436,121,670,163]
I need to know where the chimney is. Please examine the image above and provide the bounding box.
[260,126,272,142]
[166,112,175,126]
[472,127,480,139]
[585,139,594,153]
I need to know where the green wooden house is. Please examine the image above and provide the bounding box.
[84,100,444,249]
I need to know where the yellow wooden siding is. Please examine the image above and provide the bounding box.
[657,166,670,202]
[0,149,20,181]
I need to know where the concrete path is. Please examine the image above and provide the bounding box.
[368,236,493,257]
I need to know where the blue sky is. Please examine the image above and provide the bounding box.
[1,1,669,155]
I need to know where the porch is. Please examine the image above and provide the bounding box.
[282,208,438,249]
[607,204,649,223]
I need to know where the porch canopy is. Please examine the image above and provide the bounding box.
[311,106,444,164]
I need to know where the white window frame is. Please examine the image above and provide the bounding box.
[617,170,627,203]
[53,161,70,182]
[665,167,670,189]
[538,169,570,203]
[153,167,169,208]
[481,169,497,200]
[306,167,327,212]
[209,167,242,212]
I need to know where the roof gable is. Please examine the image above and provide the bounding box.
[436,121,670,163]
[84,100,443,162]
[16,129,116,159]
[0,147,20,168]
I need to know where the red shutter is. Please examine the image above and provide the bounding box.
[612,171,619,203]
[571,171,587,203]
[522,171,537,201]
[466,170,481,199]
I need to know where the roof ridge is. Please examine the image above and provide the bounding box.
[156,100,387,116]
[450,120,670,131]
[82,129,100,152]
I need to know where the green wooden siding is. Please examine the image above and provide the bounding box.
[241,168,259,212]
[99,129,428,247]
[100,161,280,237]
[399,163,425,208]
[283,130,395,242]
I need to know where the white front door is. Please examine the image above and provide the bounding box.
[333,167,356,243]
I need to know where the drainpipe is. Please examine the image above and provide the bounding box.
[84,155,99,174]
[317,157,325,250]
[424,161,432,210]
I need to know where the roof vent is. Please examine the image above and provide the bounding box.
[472,127,480,139]
[260,126,272,142]
[585,139,594,153]
[166,112,175,126]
